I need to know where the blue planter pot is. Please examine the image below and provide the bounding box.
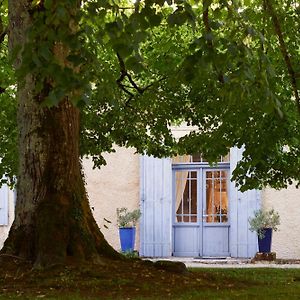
[258,228,272,253]
[119,227,136,252]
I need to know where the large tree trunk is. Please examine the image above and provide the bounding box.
[2,0,119,267]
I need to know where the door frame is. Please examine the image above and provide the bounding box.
[172,163,230,257]
[140,150,260,258]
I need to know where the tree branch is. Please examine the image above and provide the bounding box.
[264,0,300,115]
[142,76,166,92]
[202,1,224,84]
[116,53,134,98]
[116,52,166,101]
[126,71,143,94]
[0,27,7,44]
[202,4,213,49]
[0,13,8,95]
[0,11,7,44]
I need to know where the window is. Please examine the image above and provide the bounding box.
[173,153,229,224]
[175,171,197,223]
[172,153,230,164]
[205,171,228,223]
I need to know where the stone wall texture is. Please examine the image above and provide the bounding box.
[262,186,300,259]
[83,147,140,252]
[86,146,300,259]
[1,145,300,260]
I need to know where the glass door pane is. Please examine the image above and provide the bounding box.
[175,171,197,223]
[204,170,228,223]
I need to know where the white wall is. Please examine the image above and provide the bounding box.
[262,186,300,259]
[83,144,300,259]
[83,147,140,251]
[1,144,300,259]
[0,149,140,253]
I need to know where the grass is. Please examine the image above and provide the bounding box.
[0,258,299,300]
[184,268,300,299]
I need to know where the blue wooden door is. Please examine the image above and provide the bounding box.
[173,167,230,257]
[202,169,230,257]
[0,184,9,225]
[229,147,260,258]
[173,169,200,256]
[140,148,260,258]
[139,156,172,257]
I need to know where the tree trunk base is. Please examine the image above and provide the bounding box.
[1,192,122,268]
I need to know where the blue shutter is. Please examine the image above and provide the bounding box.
[229,147,260,258]
[140,155,172,257]
[0,184,9,225]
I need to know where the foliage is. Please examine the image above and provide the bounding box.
[0,0,300,191]
[116,207,141,228]
[121,249,139,258]
[249,208,280,239]
[0,0,17,186]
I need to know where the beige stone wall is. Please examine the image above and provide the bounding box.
[0,189,15,248]
[83,147,140,252]
[262,186,300,259]
[1,143,300,260]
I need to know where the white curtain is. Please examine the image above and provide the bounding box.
[173,155,190,218]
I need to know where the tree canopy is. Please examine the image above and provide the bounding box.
[1,0,300,191]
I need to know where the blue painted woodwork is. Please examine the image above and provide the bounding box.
[173,225,199,256]
[140,147,261,258]
[119,227,136,252]
[139,156,172,257]
[229,147,260,258]
[0,184,9,225]
[258,228,272,253]
[202,225,230,257]
[172,167,230,257]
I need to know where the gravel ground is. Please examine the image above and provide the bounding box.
[149,257,300,269]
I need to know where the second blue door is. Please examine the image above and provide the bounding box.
[173,168,230,257]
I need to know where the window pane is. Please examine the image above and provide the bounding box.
[205,170,228,223]
[175,171,197,223]
[172,153,230,164]
[191,154,202,162]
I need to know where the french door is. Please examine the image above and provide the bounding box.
[173,167,230,257]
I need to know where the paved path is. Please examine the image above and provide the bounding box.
[149,257,300,269]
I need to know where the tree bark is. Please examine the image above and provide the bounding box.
[2,0,120,267]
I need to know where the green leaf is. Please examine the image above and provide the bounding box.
[31,0,41,8]
[113,43,133,58]
[32,53,41,67]
[203,0,212,10]
[204,32,214,41]
[167,11,187,26]
[44,0,53,10]
[67,54,82,67]
[148,13,162,26]
[43,89,65,107]
[210,21,223,30]
[56,6,69,23]
[126,56,144,73]
[39,45,52,61]
[134,31,148,43]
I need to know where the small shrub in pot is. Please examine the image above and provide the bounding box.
[249,208,280,239]
[116,207,141,228]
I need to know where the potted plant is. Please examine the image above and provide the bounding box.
[249,208,280,253]
[117,207,141,253]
